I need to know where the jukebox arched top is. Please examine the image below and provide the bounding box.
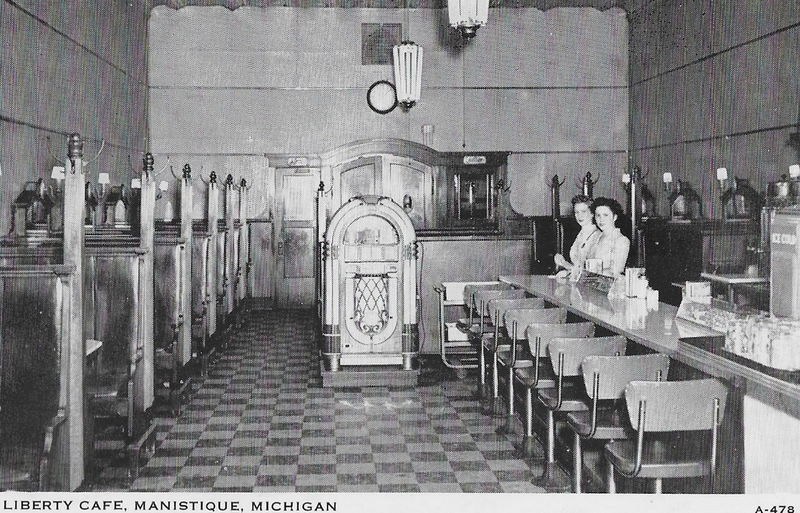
[326,195,416,249]
[321,195,419,378]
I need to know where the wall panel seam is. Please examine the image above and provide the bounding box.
[0,114,145,153]
[3,0,146,86]
[631,122,796,152]
[630,20,800,87]
[148,85,629,91]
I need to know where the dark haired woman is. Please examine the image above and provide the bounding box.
[554,195,599,279]
[585,197,630,276]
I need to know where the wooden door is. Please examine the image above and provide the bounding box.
[247,219,273,299]
[275,168,318,307]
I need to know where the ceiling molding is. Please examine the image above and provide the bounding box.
[149,0,626,11]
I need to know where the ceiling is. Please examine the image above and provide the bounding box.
[149,0,627,10]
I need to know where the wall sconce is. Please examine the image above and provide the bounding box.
[716,167,728,190]
[158,180,174,221]
[662,172,673,193]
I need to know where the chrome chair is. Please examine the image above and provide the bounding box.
[533,335,627,492]
[456,283,515,335]
[512,321,595,461]
[482,297,545,410]
[468,288,526,401]
[494,307,568,429]
[566,353,670,493]
[604,378,728,493]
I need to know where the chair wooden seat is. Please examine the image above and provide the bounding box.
[456,316,490,334]
[537,386,589,412]
[497,346,534,368]
[605,438,711,479]
[566,407,629,439]
[513,362,556,388]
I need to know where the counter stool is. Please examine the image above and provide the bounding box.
[533,335,627,492]
[604,378,728,493]
[483,297,545,412]
[512,321,595,460]
[469,288,527,402]
[567,353,670,493]
[494,307,568,429]
[456,283,514,335]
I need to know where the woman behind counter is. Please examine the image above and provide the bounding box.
[585,197,630,276]
[554,195,599,279]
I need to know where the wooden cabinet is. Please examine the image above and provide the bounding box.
[334,155,433,230]
[439,153,509,231]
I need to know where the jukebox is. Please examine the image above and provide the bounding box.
[320,195,419,377]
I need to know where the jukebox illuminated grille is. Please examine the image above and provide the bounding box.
[353,273,390,338]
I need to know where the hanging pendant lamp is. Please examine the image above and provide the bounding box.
[448,0,489,39]
[393,41,423,110]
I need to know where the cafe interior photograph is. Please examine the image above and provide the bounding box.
[0,0,799,495]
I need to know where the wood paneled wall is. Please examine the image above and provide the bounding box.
[0,0,149,235]
[148,6,629,216]
[628,0,800,218]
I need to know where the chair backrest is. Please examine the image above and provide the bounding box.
[504,307,567,340]
[464,283,512,309]
[547,335,627,377]
[582,353,670,400]
[487,297,544,326]
[624,378,728,432]
[525,321,594,356]
[473,288,525,316]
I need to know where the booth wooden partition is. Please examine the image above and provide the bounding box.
[0,265,78,490]
[0,134,87,490]
[153,165,194,412]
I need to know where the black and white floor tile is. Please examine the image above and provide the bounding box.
[84,309,547,493]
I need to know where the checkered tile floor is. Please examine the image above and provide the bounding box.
[86,309,547,492]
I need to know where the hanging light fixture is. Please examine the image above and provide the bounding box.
[448,0,489,39]
[393,41,423,109]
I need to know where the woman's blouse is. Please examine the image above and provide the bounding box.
[568,224,599,268]
[586,227,630,275]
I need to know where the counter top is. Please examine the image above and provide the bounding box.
[499,274,800,402]
[700,272,769,285]
[499,274,721,356]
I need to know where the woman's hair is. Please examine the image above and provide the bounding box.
[591,197,625,221]
[571,194,593,208]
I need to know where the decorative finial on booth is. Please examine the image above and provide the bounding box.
[209,171,217,184]
[225,174,234,187]
[143,153,154,177]
[240,178,247,188]
[68,133,83,160]
[183,163,191,179]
